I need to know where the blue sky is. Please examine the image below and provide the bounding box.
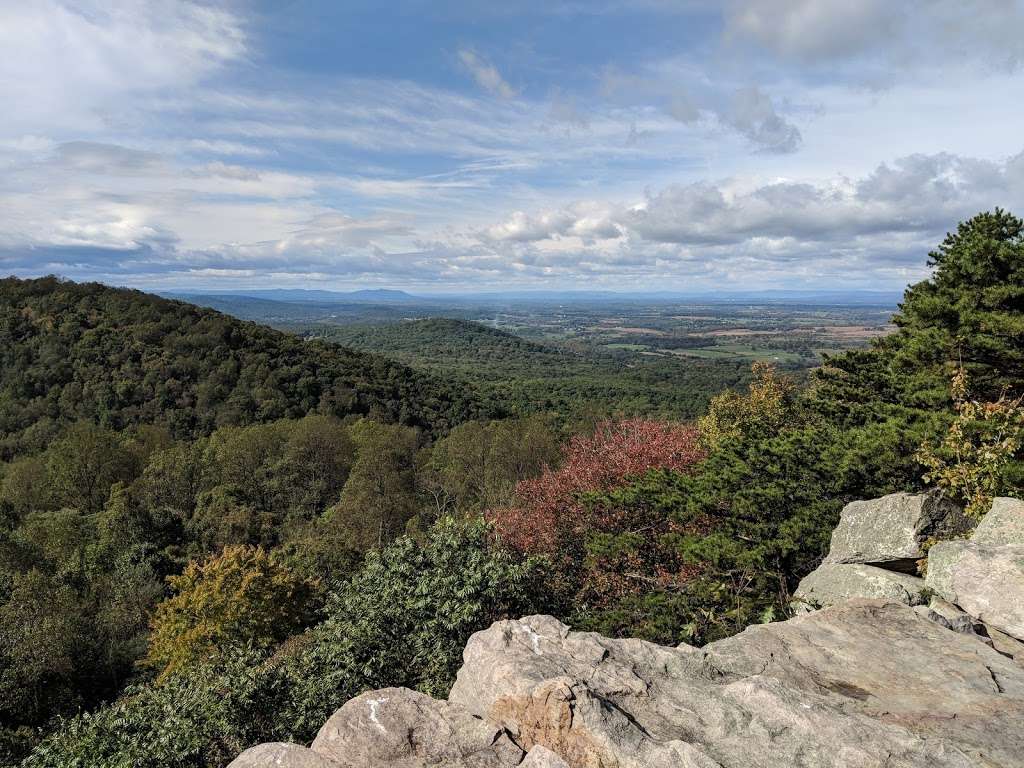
[1,0,1023,292]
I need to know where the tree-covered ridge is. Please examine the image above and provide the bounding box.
[315,318,750,423]
[319,318,575,369]
[0,277,490,458]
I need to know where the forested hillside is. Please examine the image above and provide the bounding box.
[0,277,489,459]
[315,318,750,422]
[1,212,1022,768]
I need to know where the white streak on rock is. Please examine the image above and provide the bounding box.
[516,624,545,655]
[367,697,389,733]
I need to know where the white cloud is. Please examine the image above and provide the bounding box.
[457,49,518,98]
[725,0,895,62]
[627,151,1023,248]
[600,63,802,152]
[484,204,621,242]
[724,0,1024,75]
[0,0,246,131]
[457,149,1024,287]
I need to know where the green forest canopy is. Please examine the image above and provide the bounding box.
[0,276,491,459]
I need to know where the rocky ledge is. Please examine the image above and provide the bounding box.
[231,494,1024,768]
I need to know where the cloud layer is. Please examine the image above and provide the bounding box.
[1,0,1023,290]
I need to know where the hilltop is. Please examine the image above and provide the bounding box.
[317,318,749,422]
[0,277,488,458]
[318,318,574,370]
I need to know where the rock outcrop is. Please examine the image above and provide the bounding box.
[822,491,966,571]
[793,562,925,611]
[799,493,1024,659]
[972,497,1024,545]
[230,494,1024,768]
[927,540,1024,640]
[457,604,1023,768]
[230,688,527,768]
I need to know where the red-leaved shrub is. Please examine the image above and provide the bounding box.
[490,419,704,553]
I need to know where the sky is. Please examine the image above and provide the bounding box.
[1,0,1023,293]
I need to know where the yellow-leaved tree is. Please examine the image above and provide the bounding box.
[699,361,797,449]
[143,546,318,680]
[916,367,1024,520]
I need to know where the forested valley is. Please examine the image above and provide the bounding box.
[1,211,1023,767]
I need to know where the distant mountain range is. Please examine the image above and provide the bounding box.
[163,288,419,304]
[162,287,902,307]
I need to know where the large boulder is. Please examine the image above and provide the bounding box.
[824,491,967,571]
[972,497,1024,546]
[228,688,524,768]
[794,562,926,612]
[311,688,523,768]
[449,604,1024,767]
[229,743,339,768]
[926,540,1024,640]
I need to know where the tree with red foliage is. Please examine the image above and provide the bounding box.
[488,419,705,619]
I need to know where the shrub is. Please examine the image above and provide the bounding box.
[917,367,1024,519]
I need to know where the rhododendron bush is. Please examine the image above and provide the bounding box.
[488,419,705,618]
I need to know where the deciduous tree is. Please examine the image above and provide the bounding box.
[143,546,318,680]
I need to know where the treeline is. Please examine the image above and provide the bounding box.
[0,277,491,460]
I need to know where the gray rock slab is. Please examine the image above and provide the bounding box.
[972,497,1024,546]
[927,540,1024,640]
[228,743,339,768]
[824,491,967,570]
[448,605,1024,767]
[794,563,926,612]
[311,687,523,768]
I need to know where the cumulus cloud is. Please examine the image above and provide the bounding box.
[463,149,1024,286]
[457,49,518,98]
[484,204,621,243]
[628,151,1021,248]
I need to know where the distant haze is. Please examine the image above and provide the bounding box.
[165,288,903,307]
